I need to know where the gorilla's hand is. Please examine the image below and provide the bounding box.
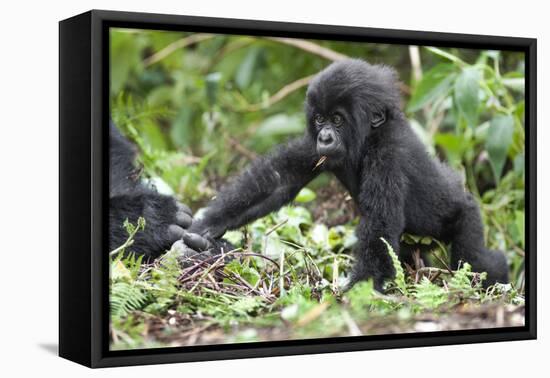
[165,202,194,241]
[170,231,235,267]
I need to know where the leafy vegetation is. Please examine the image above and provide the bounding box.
[110,213,523,349]
[109,29,525,349]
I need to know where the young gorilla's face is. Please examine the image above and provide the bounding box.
[306,71,360,161]
[308,106,350,160]
[306,66,366,163]
[306,59,398,165]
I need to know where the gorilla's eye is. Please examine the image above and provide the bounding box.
[314,114,325,126]
[332,113,343,126]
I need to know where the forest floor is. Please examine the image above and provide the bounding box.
[110,187,525,351]
[112,301,524,349]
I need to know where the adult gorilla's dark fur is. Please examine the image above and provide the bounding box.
[110,123,213,259]
[191,59,509,290]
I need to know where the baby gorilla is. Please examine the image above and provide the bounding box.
[190,59,509,291]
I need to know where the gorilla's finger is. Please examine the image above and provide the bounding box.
[167,224,186,241]
[182,231,210,251]
[170,240,199,258]
[175,212,193,228]
[170,239,186,254]
[176,202,193,216]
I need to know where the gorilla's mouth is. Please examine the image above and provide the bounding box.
[317,142,345,160]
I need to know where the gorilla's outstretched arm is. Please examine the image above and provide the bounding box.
[190,137,320,238]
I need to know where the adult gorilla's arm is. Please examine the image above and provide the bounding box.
[191,137,320,238]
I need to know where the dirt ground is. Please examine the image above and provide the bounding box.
[113,303,524,350]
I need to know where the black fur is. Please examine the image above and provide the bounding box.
[109,123,195,259]
[191,59,509,290]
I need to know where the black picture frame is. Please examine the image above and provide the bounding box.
[59,9,537,368]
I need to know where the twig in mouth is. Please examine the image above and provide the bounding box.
[313,156,327,170]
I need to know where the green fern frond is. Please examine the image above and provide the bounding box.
[414,277,448,309]
[381,237,408,295]
[110,282,147,318]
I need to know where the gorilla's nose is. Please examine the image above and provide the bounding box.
[318,129,335,146]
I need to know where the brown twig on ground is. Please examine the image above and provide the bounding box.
[217,270,269,299]
[176,248,283,302]
[265,219,289,236]
[296,301,330,327]
[233,252,281,270]
[430,249,454,275]
[415,267,454,277]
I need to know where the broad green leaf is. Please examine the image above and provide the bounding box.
[515,100,525,122]
[473,121,491,141]
[420,236,433,245]
[401,233,433,246]
[170,107,194,149]
[110,31,144,95]
[502,77,525,93]
[486,115,514,182]
[310,224,329,248]
[502,72,525,94]
[147,85,175,107]
[111,260,132,281]
[513,153,525,176]
[295,187,316,203]
[256,114,305,137]
[223,230,245,246]
[224,261,261,287]
[139,120,168,151]
[263,234,287,259]
[235,47,261,89]
[205,72,222,105]
[407,64,457,112]
[434,133,472,165]
[424,47,467,66]
[409,119,434,154]
[328,225,357,249]
[401,233,421,244]
[454,67,481,128]
[276,206,312,227]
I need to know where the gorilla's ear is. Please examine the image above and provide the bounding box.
[371,110,386,128]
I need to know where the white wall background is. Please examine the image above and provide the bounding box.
[0,0,545,376]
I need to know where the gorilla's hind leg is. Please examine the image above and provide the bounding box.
[450,195,508,286]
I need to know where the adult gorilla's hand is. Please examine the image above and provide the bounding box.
[170,231,235,267]
[166,203,194,240]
